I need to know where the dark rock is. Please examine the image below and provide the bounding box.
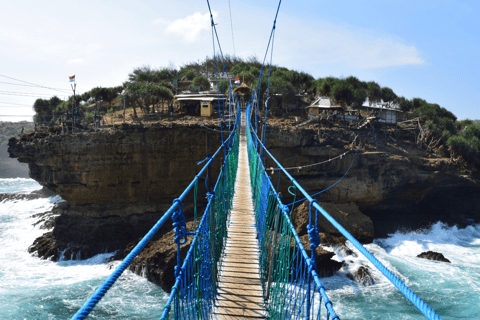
[417,251,451,263]
[298,234,343,277]
[110,220,195,293]
[28,202,197,261]
[346,266,377,286]
[292,200,374,245]
[0,186,57,202]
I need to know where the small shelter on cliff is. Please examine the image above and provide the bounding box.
[356,101,407,125]
[233,83,251,109]
[174,92,226,116]
[305,97,342,118]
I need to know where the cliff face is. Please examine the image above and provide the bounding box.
[8,120,480,289]
[9,123,223,217]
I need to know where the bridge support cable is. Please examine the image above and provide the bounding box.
[245,103,444,320]
[70,112,241,320]
[245,103,339,320]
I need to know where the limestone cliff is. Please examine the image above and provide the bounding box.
[8,118,480,290]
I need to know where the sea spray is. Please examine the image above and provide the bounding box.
[0,178,168,319]
[322,222,480,319]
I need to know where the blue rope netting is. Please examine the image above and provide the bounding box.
[70,111,241,320]
[245,102,443,320]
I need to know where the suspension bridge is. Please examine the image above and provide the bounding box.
[69,105,443,320]
[68,0,445,319]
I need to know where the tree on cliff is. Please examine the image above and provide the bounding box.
[366,81,381,106]
[316,77,339,97]
[32,96,63,123]
[191,76,210,91]
[121,82,173,115]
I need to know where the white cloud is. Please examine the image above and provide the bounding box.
[328,31,424,69]
[165,12,216,42]
[153,17,168,25]
[68,58,84,64]
[279,22,424,70]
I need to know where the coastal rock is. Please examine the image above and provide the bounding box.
[0,186,56,202]
[110,221,195,293]
[417,251,451,263]
[298,234,343,276]
[292,200,374,245]
[346,266,377,286]
[28,201,199,261]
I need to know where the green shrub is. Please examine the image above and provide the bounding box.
[85,111,93,122]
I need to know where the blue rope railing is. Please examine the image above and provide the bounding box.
[159,105,241,320]
[70,107,241,320]
[245,103,443,320]
[245,103,339,319]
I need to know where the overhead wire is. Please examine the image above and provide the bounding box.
[0,91,68,98]
[267,149,352,173]
[0,81,68,91]
[228,0,236,56]
[0,74,71,94]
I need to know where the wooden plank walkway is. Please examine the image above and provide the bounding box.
[212,113,267,319]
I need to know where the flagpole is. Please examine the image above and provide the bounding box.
[70,78,76,131]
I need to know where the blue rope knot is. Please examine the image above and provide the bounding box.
[278,203,290,214]
[206,192,215,201]
[172,199,188,245]
[196,156,212,165]
[307,200,320,250]
[162,303,171,312]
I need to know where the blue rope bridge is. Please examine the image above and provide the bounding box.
[69,0,443,318]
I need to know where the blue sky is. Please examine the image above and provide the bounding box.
[0,0,478,121]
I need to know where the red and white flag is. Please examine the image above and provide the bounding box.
[234,78,240,85]
[69,75,75,82]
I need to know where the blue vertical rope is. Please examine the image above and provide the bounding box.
[261,0,281,160]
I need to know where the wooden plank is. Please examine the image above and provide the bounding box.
[225,242,259,247]
[220,266,260,274]
[224,246,259,252]
[215,299,264,310]
[222,258,259,265]
[212,314,263,320]
[217,287,263,298]
[213,307,267,318]
[227,235,257,240]
[219,271,261,280]
[223,254,260,261]
[223,251,260,257]
[217,294,264,304]
[219,261,259,269]
[218,282,263,292]
[219,276,261,285]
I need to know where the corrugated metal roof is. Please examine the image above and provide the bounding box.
[176,97,225,102]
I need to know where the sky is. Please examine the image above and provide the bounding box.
[0,0,479,122]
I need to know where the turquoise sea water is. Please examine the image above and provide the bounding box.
[1,178,479,319]
[0,179,168,319]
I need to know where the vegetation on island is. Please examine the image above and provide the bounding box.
[28,55,480,168]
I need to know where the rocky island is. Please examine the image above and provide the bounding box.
[8,111,480,292]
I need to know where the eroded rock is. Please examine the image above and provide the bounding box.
[292,200,374,245]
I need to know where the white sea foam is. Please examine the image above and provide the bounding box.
[0,180,167,319]
[0,177,43,193]
[321,222,480,319]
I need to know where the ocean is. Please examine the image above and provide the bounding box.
[1,178,479,319]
